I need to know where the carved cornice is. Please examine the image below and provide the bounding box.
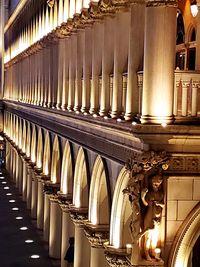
[105,251,130,267]
[69,206,88,225]
[146,0,177,7]
[167,156,200,173]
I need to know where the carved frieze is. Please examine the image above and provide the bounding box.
[105,252,130,267]
[84,226,109,248]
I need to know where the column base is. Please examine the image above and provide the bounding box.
[140,115,174,125]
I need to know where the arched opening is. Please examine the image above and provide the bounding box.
[36,127,43,169]
[168,202,200,267]
[22,120,27,154]
[18,118,22,150]
[43,131,51,176]
[88,155,110,225]
[109,166,132,249]
[73,146,89,209]
[60,141,73,195]
[15,116,19,146]
[26,122,31,158]
[50,135,61,184]
[30,124,37,164]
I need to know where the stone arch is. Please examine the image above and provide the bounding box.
[36,127,43,169]
[14,116,19,146]
[60,141,73,195]
[168,202,200,267]
[30,124,37,163]
[50,135,61,184]
[109,166,132,249]
[88,155,110,225]
[43,130,51,176]
[26,121,31,158]
[22,120,27,154]
[186,23,197,43]
[18,117,23,150]
[73,146,89,208]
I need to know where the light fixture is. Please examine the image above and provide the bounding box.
[12,207,19,211]
[30,255,40,259]
[16,216,23,220]
[6,193,12,196]
[2,181,6,184]
[191,0,198,17]
[9,199,15,203]
[4,186,9,190]
[25,239,34,243]
[20,226,28,231]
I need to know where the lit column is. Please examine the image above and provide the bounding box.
[51,39,59,108]
[81,25,92,114]
[90,21,103,115]
[43,44,49,107]
[56,38,64,109]
[67,34,76,111]
[124,2,145,120]
[49,197,62,258]
[71,213,90,267]
[61,38,69,110]
[141,0,177,124]
[47,44,53,108]
[26,164,33,209]
[22,157,28,201]
[74,30,83,113]
[31,170,38,219]
[43,191,51,242]
[60,205,75,267]
[99,16,114,117]
[111,11,130,119]
[37,175,46,229]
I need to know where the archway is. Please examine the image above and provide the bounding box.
[30,124,37,164]
[60,141,73,195]
[109,166,132,249]
[36,127,43,169]
[50,135,61,184]
[88,155,110,225]
[26,121,31,158]
[168,202,200,267]
[73,146,89,208]
[22,120,27,154]
[43,130,51,176]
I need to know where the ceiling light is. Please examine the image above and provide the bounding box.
[191,0,198,17]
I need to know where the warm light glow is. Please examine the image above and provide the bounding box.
[4,186,10,190]
[9,200,16,203]
[20,226,28,231]
[191,2,198,17]
[16,216,23,220]
[30,255,40,259]
[25,239,34,243]
[132,121,137,125]
[12,207,19,211]
[161,122,167,127]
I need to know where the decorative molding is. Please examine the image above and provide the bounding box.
[105,252,130,267]
[84,226,109,248]
[146,0,177,7]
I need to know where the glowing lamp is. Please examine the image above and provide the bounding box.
[191,0,198,17]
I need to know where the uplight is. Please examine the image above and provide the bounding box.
[6,193,12,196]
[16,216,23,220]
[2,181,7,184]
[25,239,34,244]
[161,122,167,127]
[4,186,9,190]
[30,254,40,259]
[12,207,19,211]
[9,200,15,203]
[132,121,137,125]
[20,227,28,231]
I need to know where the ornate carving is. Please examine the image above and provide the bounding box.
[146,0,177,7]
[69,206,88,225]
[99,0,115,13]
[89,2,104,19]
[84,227,109,248]
[105,252,130,267]
[123,151,168,262]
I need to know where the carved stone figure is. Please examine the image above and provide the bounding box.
[140,173,164,261]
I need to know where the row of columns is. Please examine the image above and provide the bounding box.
[4,0,178,124]
[5,137,109,267]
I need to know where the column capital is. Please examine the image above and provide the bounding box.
[145,0,177,7]
[69,206,88,225]
[105,251,130,267]
[84,223,109,248]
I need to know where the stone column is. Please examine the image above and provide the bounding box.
[84,226,109,267]
[67,33,76,111]
[141,0,177,124]
[124,2,145,120]
[74,30,83,113]
[89,21,103,115]
[99,15,114,117]
[61,38,69,110]
[60,204,75,267]
[26,163,34,209]
[31,171,38,219]
[51,40,59,108]
[22,157,28,201]
[111,11,130,119]
[49,196,62,258]
[81,25,92,114]
[71,212,90,267]
[57,39,64,109]
[44,191,51,242]
[37,175,46,229]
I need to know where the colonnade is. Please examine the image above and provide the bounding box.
[4,0,178,124]
[4,110,135,267]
